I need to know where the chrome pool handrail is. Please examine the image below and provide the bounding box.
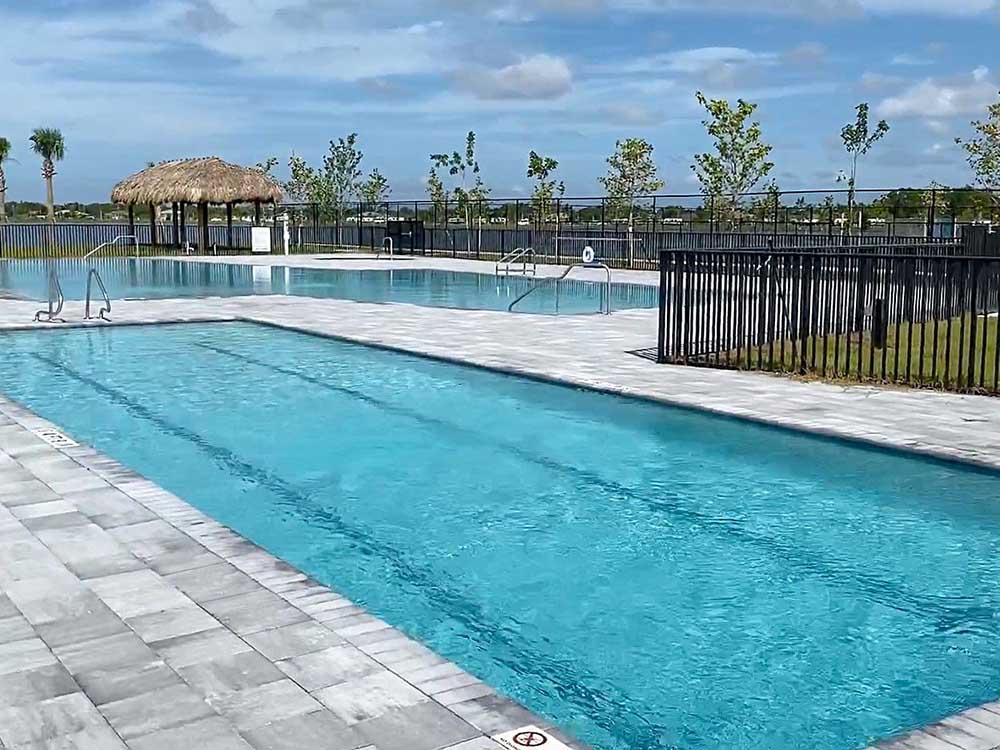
[84,268,111,321]
[508,262,612,315]
[33,266,66,323]
[83,234,139,260]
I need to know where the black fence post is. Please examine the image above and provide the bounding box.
[657,250,668,362]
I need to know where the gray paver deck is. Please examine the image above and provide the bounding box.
[4,253,1000,749]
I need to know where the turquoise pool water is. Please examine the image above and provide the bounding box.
[0,258,657,314]
[3,322,1000,749]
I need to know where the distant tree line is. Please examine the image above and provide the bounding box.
[2,89,998,232]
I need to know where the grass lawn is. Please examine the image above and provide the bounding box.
[726,313,999,392]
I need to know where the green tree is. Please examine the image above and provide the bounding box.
[255,157,279,175]
[598,137,663,264]
[840,103,889,234]
[956,90,1000,216]
[0,137,10,223]
[599,137,663,227]
[324,133,364,239]
[285,154,318,203]
[527,150,564,226]
[360,168,391,206]
[29,128,65,224]
[426,168,447,220]
[431,131,491,253]
[691,92,774,227]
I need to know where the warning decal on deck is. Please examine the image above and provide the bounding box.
[32,427,78,449]
[493,725,571,750]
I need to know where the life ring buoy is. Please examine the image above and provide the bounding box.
[582,246,595,264]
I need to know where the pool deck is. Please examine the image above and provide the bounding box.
[3,253,1000,750]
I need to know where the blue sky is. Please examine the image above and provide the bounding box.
[2,0,999,203]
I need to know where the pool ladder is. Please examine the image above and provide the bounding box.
[507,262,613,315]
[496,247,536,276]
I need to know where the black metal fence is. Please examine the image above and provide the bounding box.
[656,231,1000,394]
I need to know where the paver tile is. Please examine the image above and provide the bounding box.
[75,659,183,707]
[99,683,216,739]
[315,671,429,726]
[276,644,381,691]
[165,562,261,603]
[200,589,308,635]
[241,709,361,750]
[0,693,105,747]
[353,701,481,750]
[150,627,253,669]
[243,620,344,661]
[0,663,79,707]
[126,716,254,750]
[126,604,220,643]
[0,637,58,676]
[178,650,284,697]
[206,678,322,731]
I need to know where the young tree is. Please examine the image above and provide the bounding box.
[426,167,447,220]
[956,90,1000,216]
[360,168,391,206]
[324,133,364,240]
[254,157,279,175]
[29,128,65,224]
[599,137,663,262]
[691,92,774,227]
[840,103,889,234]
[0,137,10,223]
[431,131,491,253]
[527,151,564,226]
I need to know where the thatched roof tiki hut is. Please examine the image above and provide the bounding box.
[111,157,283,253]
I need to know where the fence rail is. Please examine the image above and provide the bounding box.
[656,231,1000,394]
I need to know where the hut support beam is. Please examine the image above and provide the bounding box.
[254,200,261,226]
[149,203,157,247]
[127,205,135,243]
[226,204,233,249]
[179,202,186,248]
[200,202,210,254]
[171,202,179,248]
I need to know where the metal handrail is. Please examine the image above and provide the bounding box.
[496,247,536,276]
[508,262,612,314]
[83,234,139,260]
[378,237,394,259]
[33,266,66,323]
[84,269,112,321]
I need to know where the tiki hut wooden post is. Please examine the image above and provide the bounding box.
[127,205,135,240]
[179,202,186,247]
[198,203,209,253]
[226,203,233,249]
[149,203,157,247]
[171,202,179,247]
[254,200,262,226]
[110,158,282,254]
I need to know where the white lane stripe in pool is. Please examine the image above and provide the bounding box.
[31,427,78,449]
[493,726,571,749]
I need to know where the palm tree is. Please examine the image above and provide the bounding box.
[29,128,65,224]
[0,137,10,223]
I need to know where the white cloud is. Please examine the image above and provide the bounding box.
[877,67,999,118]
[891,53,933,66]
[784,42,827,64]
[859,71,904,92]
[456,55,573,100]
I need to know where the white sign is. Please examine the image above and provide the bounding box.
[251,227,272,254]
[493,726,571,750]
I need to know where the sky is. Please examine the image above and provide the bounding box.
[2,0,999,203]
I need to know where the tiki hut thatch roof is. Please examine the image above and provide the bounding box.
[111,157,283,205]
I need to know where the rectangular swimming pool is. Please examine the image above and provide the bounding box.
[0,258,658,315]
[3,321,1000,750]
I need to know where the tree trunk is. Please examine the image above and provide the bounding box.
[45,173,55,225]
[0,165,6,222]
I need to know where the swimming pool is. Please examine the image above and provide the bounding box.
[0,258,657,315]
[3,321,1000,750]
